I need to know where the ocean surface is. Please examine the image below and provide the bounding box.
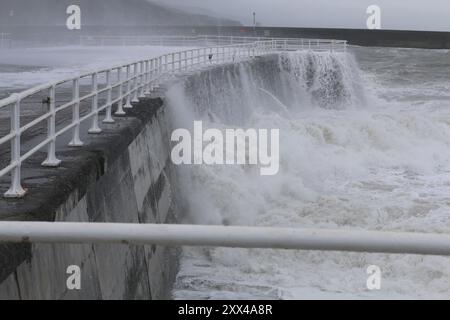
[168,46,450,299]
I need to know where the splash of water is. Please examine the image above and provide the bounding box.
[167,49,450,299]
[257,87,291,118]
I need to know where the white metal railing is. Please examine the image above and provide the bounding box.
[0,33,12,49]
[0,38,345,198]
[1,222,450,257]
[79,34,347,51]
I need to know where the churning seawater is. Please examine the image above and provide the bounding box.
[167,47,450,299]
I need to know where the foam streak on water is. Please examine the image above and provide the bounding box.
[167,48,450,299]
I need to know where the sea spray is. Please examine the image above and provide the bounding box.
[167,48,450,299]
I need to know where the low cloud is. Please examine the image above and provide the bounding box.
[155,0,450,31]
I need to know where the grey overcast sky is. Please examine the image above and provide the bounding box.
[155,0,450,31]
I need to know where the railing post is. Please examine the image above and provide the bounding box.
[68,78,83,147]
[88,73,102,134]
[164,55,168,73]
[157,56,162,82]
[124,65,133,109]
[4,98,26,198]
[157,56,163,87]
[42,86,61,167]
[139,61,146,98]
[132,63,139,103]
[151,58,156,87]
[144,60,151,95]
[115,67,126,115]
[171,53,175,71]
[155,57,160,88]
[187,51,191,70]
[180,52,185,70]
[103,70,115,123]
[150,59,156,92]
[155,56,160,87]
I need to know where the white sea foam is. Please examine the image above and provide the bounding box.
[168,48,450,299]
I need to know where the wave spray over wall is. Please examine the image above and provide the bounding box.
[167,49,450,299]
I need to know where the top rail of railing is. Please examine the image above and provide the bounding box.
[79,34,346,48]
[2,222,450,257]
[0,38,346,198]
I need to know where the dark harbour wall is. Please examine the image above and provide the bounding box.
[206,26,450,49]
[0,98,180,300]
[5,25,450,49]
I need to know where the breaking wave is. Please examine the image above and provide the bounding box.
[166,48,450,299]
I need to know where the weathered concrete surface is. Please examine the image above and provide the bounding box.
[0,97,180,300]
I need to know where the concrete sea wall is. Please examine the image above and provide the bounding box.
[0,54,287,300]
[0,98,179,299]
